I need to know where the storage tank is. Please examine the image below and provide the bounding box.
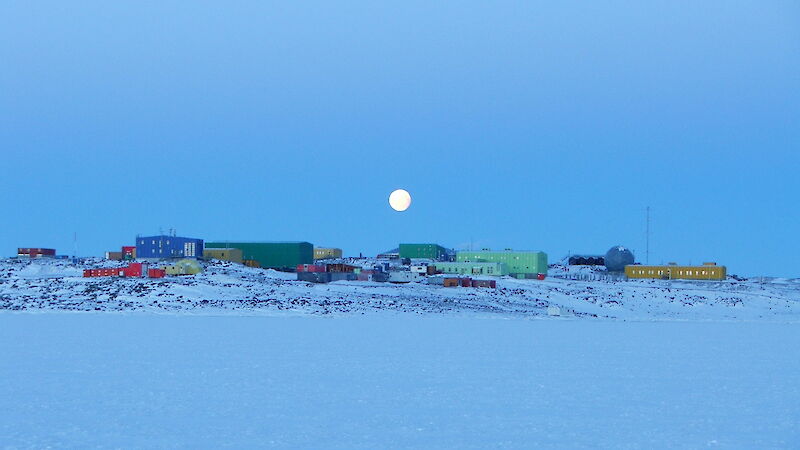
[605,246,635,272]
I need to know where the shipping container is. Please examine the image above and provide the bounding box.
[148,268,166,278]
[243,259,261,268]
[460,277,472,287]
[297,264,326,273]
[297,272,330,283]
[443,277,460,287]
[18,248,56,258]
[326,263,357,273]
[84,268,121,278]
[329,272,357,282]
[427,276,444,285]
[123,263,145,277]
[105,251,123,261]
[471,279,497,289]
[205,242,313,270]
[568,255,604,266]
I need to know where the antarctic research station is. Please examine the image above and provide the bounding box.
[15,231,727,288]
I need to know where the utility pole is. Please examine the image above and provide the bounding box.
[646,206,650,265]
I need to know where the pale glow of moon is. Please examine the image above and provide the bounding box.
[388,189,412,212]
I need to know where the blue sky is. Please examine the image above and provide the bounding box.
[1,1,798,276]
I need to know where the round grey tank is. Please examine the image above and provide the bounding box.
[605,246,635,272]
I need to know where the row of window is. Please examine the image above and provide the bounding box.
[140,239,173,246]
[632,269,719,276]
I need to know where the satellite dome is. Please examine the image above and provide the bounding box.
[605,246,635,272]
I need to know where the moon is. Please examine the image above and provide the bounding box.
[388,189,412,212]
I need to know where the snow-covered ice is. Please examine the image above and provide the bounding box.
[1,314,798,448]
[1,258,799,447]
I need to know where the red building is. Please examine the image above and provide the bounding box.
[18,248,56,258]
[122,246,136,260]
[83,263,158,278]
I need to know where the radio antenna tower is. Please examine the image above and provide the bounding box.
[645,206,650,264]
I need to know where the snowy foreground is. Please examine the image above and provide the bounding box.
[1,258,799,321]
[1,314,798,448]
[2,259,799,447]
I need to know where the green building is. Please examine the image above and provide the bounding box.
[204,241,313,270]
[399,243,448,260]
[434,261,508,276]
[456,250,547,278]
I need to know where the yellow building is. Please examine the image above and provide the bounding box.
[314,247,343,260]
[625,263,726,281]
[204,248,243,264]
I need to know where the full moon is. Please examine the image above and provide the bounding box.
[388,189,412,212]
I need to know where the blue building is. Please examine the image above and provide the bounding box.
[136,235,203,260]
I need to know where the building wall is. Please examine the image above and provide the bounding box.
[122,246,136,260]
[434,262,509,276]
[204,248,243,264]
[204,242,313,270]
[18,248,56,258]
[136,235,203,259]
[314,248,343,260]
[399,244,447,260]
[625,264,726,280]
[456,250,547,278]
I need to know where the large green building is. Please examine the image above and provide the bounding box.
[434,261,508,276]
[399,243,448,260]
[204,241,313,270]
[456,250,547,278]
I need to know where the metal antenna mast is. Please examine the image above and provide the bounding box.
[646,206,650,264]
